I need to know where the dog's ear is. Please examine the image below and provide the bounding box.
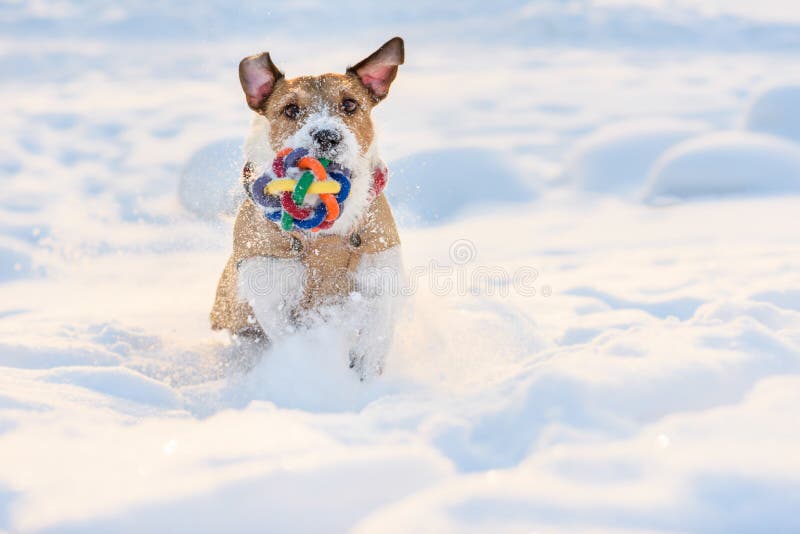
[347,37,404,102]
[239,52,284,111]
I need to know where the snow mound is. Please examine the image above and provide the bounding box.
[44,367,181,408]
[643,131,800,202]
[213,324,393,413]
[387,148,535,225]
[355,376,800,534]
[752,289,800,312]
[178,139,244,219]
[564,118,709,193]
[744,84,800,143]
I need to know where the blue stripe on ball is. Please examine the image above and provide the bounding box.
[265,208,283,222]
[251,174,280,209]
[283,147,309,171]
[293,203,327,229]
[328,171,351,203]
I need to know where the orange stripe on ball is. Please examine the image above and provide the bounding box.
[320,193,339,221]
[297,156,327,181]
[310,194,340,232]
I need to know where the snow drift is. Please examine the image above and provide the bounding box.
[564,118,709,193]
[744,84,800,143]
[387,148,535,225]
[642,131,800,202]
[178,139,244,219]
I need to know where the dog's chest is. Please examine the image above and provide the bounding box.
[232,194,400,309]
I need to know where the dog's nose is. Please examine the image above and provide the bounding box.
[312,129,342,152]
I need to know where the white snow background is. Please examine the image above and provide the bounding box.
[2,1,800,532]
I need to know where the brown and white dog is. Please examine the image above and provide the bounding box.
[211,37,405,377]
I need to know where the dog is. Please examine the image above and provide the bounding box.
[211,37,405,377]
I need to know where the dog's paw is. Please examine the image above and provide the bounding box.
[237,256,305,341]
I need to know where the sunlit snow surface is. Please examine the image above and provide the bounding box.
[1,1,800,532]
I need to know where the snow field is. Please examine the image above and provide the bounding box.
[2,1,800,532]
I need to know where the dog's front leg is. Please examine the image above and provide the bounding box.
[349,246,403,378]
[237,256,306,343]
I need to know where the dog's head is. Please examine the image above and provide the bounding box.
[238,37,403,234]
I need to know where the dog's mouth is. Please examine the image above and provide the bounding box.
[308,143,345,164]
[311,139,343,161]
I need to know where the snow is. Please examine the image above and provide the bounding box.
[0,242,34,283]
[387,148,536,225]
[356,377,800,533]
[563,118,710,193]
[600,0,800,24]
[178,139,244,220]
[744,84,800,143]
[2,1,800,532]
[643,132,800,202]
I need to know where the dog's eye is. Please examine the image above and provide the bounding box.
[341,98,358,114]
[283,104,300,120]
